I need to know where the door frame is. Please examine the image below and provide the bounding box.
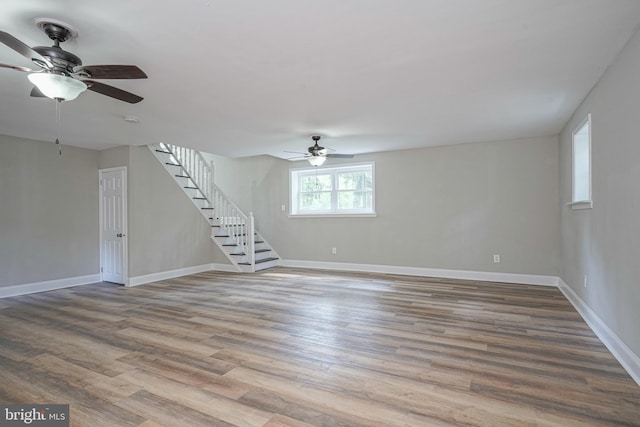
[99,166,128,285]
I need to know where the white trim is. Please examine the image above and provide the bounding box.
[211,263,240,273]
[558,279,640,387]
[98,166,129,173]
[0,274,101,298]
[281,259,558,286]
[126,264,215,287]
[99,166,128,285]
[567,200,593,210]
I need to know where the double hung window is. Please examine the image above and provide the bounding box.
[290,163,375,216]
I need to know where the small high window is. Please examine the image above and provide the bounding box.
[571,114,592,209]
[290,162,375,216]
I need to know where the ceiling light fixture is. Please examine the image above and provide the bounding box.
[27,72,87,101]
[307,156,327,167]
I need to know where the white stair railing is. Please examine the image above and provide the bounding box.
[159,143,255,265]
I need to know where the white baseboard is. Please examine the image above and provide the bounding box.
[126,264,216,287]
[211,263,240,273]
[558,279,640,386]
[0,274,101,298]
[281,259,558,286]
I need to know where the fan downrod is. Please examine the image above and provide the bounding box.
[33,19,82,69]
[309,135,325,155]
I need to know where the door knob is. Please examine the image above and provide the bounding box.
[116,233,126,237]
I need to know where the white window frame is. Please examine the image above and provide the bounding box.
[289,162,376,217]
[569,114,593,210]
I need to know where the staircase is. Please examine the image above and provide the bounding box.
[149,143,280,272]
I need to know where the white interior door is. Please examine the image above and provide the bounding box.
[100,167,127,284]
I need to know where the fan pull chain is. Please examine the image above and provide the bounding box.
[55,98,62,155]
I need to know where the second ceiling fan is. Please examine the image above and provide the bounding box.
[287,135,354,166]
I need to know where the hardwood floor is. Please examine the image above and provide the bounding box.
[0,268,639,426]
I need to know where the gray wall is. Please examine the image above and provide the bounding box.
[0,135,99,286]
[98,145,129,170]
[560,28,640,356]
[207,135,561,276]
[0,138,228,289]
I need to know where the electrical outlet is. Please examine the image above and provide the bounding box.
[584,275,588,288]
[493,254,501,263]
[331,247,337,255]
[281,204,286,212]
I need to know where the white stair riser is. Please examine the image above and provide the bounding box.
[255,251,273,261]
[254,258,280,271]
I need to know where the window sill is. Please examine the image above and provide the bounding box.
[288,213,377,218]
[567,200,593,210]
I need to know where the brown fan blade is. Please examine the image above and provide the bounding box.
[0,62,32,72]
[0,31,51,68]
[85,80,143,104]
[30,86,46,98]
[75,65,147,79]
[326,153,354,158]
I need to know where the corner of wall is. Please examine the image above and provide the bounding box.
[558,279,640,386]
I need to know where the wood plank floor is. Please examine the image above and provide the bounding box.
[0,267,639,426]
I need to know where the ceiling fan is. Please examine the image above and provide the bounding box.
[286,135,354,166]
[0,19,147,103]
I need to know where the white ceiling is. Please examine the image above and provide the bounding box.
[1,0,640,159]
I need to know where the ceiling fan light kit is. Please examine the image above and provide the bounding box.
[307,155,327,167]
[27,72,87,101]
